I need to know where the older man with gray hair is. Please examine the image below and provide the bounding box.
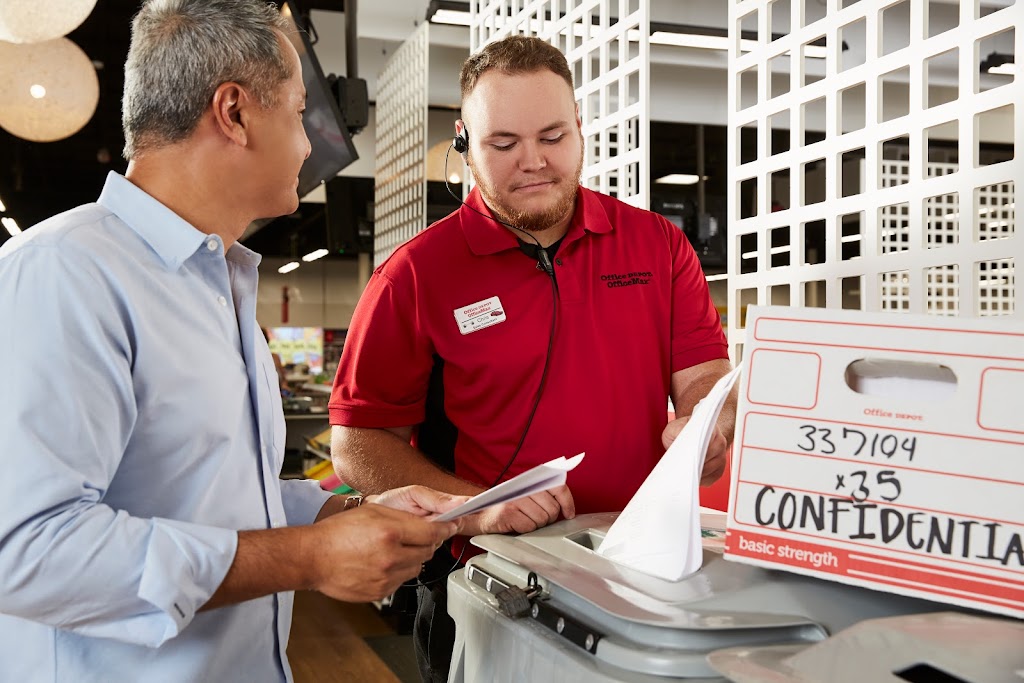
[0,1,463,680]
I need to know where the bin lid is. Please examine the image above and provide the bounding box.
[471,512,949,636]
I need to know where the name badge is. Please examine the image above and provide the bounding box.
[454,296,506,335]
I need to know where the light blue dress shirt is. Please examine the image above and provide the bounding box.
[0,172,333,682]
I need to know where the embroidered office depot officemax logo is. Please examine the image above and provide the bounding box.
[600,271,653,288]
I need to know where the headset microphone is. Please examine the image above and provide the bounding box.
[535,246,555,277]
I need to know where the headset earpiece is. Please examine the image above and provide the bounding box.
[453,127,469,155]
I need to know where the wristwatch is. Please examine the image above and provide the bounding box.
[343,494,364,511]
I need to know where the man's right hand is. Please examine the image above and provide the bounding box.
[309,504,458,603]
[460,484,576,536]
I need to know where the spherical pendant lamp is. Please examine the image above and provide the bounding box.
[0,0,99,44]
[0,38,100,142]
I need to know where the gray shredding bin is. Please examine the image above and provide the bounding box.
[447,512,1022,682]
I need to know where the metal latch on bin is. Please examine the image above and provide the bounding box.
[466,564,604,654]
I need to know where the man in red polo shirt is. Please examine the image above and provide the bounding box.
[328,35,735,683]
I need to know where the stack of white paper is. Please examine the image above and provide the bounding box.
[597,365,742,581]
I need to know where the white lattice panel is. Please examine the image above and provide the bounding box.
[374,22,429,266]
[470,0,650,208]
[880,158,1015,312]
[727,0,1023,361]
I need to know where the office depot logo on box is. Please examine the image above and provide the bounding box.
[724,306,1024,619]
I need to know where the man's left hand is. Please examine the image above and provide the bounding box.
[366,485,471,520]
[662,417,728,486]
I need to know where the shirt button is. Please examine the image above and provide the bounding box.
[555,258,563,266]
[206,239,218,252]
[217,295,227,307]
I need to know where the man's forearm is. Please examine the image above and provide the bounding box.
[331,426,485,496]
[201,526,316,612]
[204,500,461,610]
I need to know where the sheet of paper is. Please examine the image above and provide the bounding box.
[433,453,585,522]
[597,365,742,581]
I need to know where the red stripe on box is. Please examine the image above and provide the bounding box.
[726,529,851,572]
[848,554,1024,605]
[726,530,1024,612]
[845,571,1023,612]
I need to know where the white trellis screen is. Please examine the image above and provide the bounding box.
[470,0,651,208]
[374,22,429,267]
[727,0,1022,362]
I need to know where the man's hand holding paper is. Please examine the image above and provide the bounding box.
[598,366,743,581]
[433,454,583,534]
[460,484,575,536]
[365,485,473,524]
[662,418,730,486]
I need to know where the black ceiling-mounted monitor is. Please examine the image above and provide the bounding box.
[279,1,358,198]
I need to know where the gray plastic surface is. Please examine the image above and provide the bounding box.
[707,612,1024,683]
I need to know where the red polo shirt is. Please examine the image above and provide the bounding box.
[329,186,726,514]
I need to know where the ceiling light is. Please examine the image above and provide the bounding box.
[803,44,829,59]
[2,217,21,236]
[656,174,703,185]
[647,31,757,53]
[981,52,1015,75]
[278,261,300,274]
[302,248,329,262]
[0,0,98,44]
[448,172,461,184]
[649,23,842,57]
[0,38,100,142]
[0,195,6,212]
[980,202,1014,215]
[426,1,470,26]
[425,6,840,57]
[432,9,471,26]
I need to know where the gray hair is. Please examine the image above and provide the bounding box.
[122,0,292,159]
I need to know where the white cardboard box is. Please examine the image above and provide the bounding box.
[725,306,1024,619]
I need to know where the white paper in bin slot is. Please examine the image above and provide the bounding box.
[598,365,741,581]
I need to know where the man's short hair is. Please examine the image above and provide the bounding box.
[459,35,574,100]
[122,0,292,160]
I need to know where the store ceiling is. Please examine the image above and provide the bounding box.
[0,0,1010,255]
[0,0,746,256]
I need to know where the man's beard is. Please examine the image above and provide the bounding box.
[469,143,584,233]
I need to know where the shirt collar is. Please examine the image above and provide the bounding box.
[226,240,262,268]
[97,171,214,271]
[459,185,614,257]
